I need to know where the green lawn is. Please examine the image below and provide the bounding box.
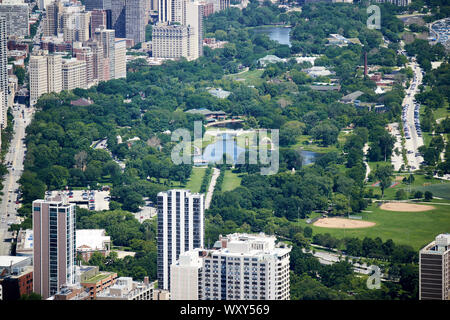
[300,203,450,250]
[224,69,265,87]
[185,167,207,193]
[408,183,450,200]
[292,135,339,153]
[222,170,243,192]
[366,173,450,199]
[83,272,113,283]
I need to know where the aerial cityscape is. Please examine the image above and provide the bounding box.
[0,0,449,308]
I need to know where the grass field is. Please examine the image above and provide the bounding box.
[301,203,450,250]
[292,135,339,153]
[222,170,243,192]
[408,183,450,200]
[185,167,207,193]
[224,69,265,87]
[366,173,450,199]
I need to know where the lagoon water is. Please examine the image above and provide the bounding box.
[195,133,319,166]
[252,26,292,47]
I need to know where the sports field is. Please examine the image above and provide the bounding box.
[313,217,376,228]
[301,202,450,250]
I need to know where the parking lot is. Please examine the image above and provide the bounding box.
[47,189,110,211]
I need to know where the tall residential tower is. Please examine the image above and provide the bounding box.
[419,233,450,300]
[33,197,77,299]
[157,189,204,290]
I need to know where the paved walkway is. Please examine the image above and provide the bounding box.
[204,167,220,210]
[363,143,370,181]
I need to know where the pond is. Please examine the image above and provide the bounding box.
[252,26,292,47]
[194,132,320,166]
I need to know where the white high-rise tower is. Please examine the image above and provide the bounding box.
[157,189,204,290]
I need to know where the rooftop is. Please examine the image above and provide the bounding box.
[0,256,31,268]
[82,272,115,284]
[341,90,365,102]
[185,108,226,115]
[76,229,110,251]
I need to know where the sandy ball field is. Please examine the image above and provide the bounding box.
[313,218,376,229]
[379,202,435,212]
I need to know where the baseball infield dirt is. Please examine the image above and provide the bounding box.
[313,217,376,229]
[379,202,435,212]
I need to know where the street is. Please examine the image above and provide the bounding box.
[403,60,424,171]
[0,104,34,255]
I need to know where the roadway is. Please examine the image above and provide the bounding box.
[402,59,424,171]
[0,104,34,255]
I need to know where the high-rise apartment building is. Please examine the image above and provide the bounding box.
[32,197,77,299]
[0,17,7,129]
[85,0,112,11]
[114,38,126,79]
[125,0,147,45]
[185,0,203,58]
[74,42,95,86]
[419,233,450,300]
[158,0,172,22]
[43,0,63,37]
[157,189,204,290]
[62,58,87,91]
[0,4,29,37]
[85,40,108,82]
[38,0,52,11]
[90,9,108,38]
[170,233,292,300]
[29,55,48,106]
[152,23,198,60]
[171,249,203,300]
[62,11,91,43]
[93,26,115,79]
[111,0,126,38]
[30,52,64,106]
[46,54,62,94]
[156,0,203,59]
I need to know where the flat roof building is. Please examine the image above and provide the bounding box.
[157,189,204,291]
[15,229,34,257]
[0,4,29,37]
[420,233,450,300]
[96,277,156,300]
[76,229,111,263]
[32,197,76,299]
[170,233,292,300]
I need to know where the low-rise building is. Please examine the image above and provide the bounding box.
[185,108,227,120]
[258,55,286,67]
[96,277,156,300]
[79,266,117,300]
[208,88,231,99]
[16,229,33,257]
[303,66,333,78]
[0,256,33,301]
[76,229,111,263]
[50,284,90,300]
[340,90,364,104]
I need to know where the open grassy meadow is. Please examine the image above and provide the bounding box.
[221,170,243,192]
[185,167,207,193]
[301,203,450,250]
